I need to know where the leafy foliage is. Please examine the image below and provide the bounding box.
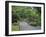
[12,6,41,26]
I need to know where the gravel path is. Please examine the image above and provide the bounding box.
[19,21,41,31]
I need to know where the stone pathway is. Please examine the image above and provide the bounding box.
[19,21,41,31]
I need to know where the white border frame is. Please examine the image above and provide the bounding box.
[9,3,44,35]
